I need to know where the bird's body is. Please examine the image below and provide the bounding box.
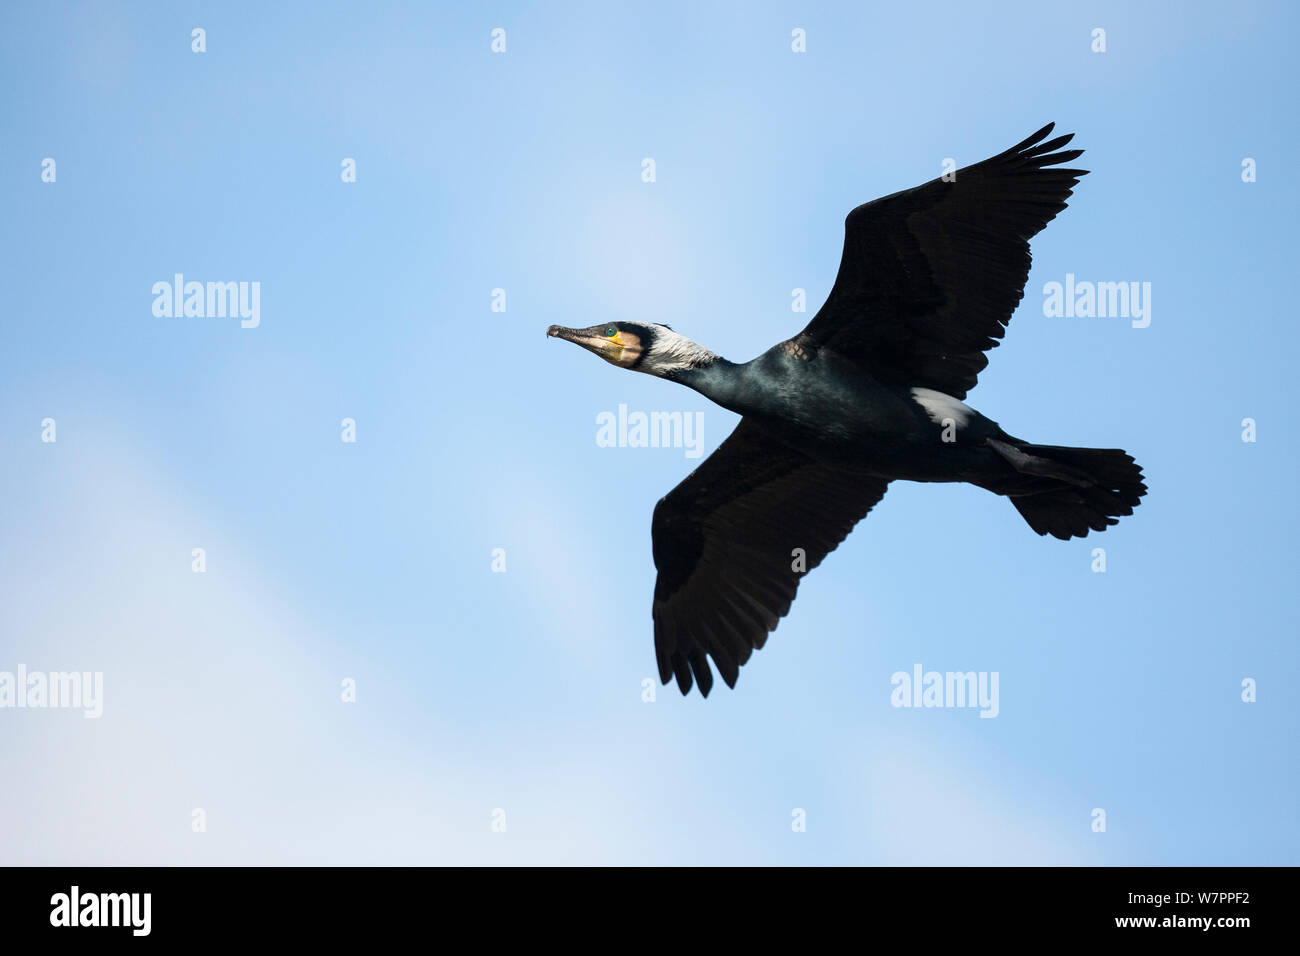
[669,343,1002,481]
[548,124,1147,697]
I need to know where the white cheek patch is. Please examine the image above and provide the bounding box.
[911,387,974,428]
[641,327,717,375]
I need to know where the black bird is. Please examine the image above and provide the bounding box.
[548,124,1145,697]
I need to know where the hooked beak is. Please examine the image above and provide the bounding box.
[547,324,619,359]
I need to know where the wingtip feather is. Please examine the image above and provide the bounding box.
[1010,122,1056,153]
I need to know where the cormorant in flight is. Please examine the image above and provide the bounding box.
[548,124,1145,697]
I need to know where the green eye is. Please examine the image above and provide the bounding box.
[605,326,617,337]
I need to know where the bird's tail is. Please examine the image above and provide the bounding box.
[983,437,1146,540]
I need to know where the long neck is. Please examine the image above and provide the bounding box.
[666,357,749,413]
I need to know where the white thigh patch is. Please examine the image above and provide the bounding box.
[911,387,974,427]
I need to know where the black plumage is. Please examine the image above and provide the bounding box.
[548,124,1146,697]
[804,125,1087,399]
[650,419,889,696]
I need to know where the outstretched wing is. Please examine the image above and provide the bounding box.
[799,123,1088,399]
[651,419,889,696]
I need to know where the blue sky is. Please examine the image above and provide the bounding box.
[0,0,1295,864]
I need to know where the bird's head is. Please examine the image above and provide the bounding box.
[546,321,715,377]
